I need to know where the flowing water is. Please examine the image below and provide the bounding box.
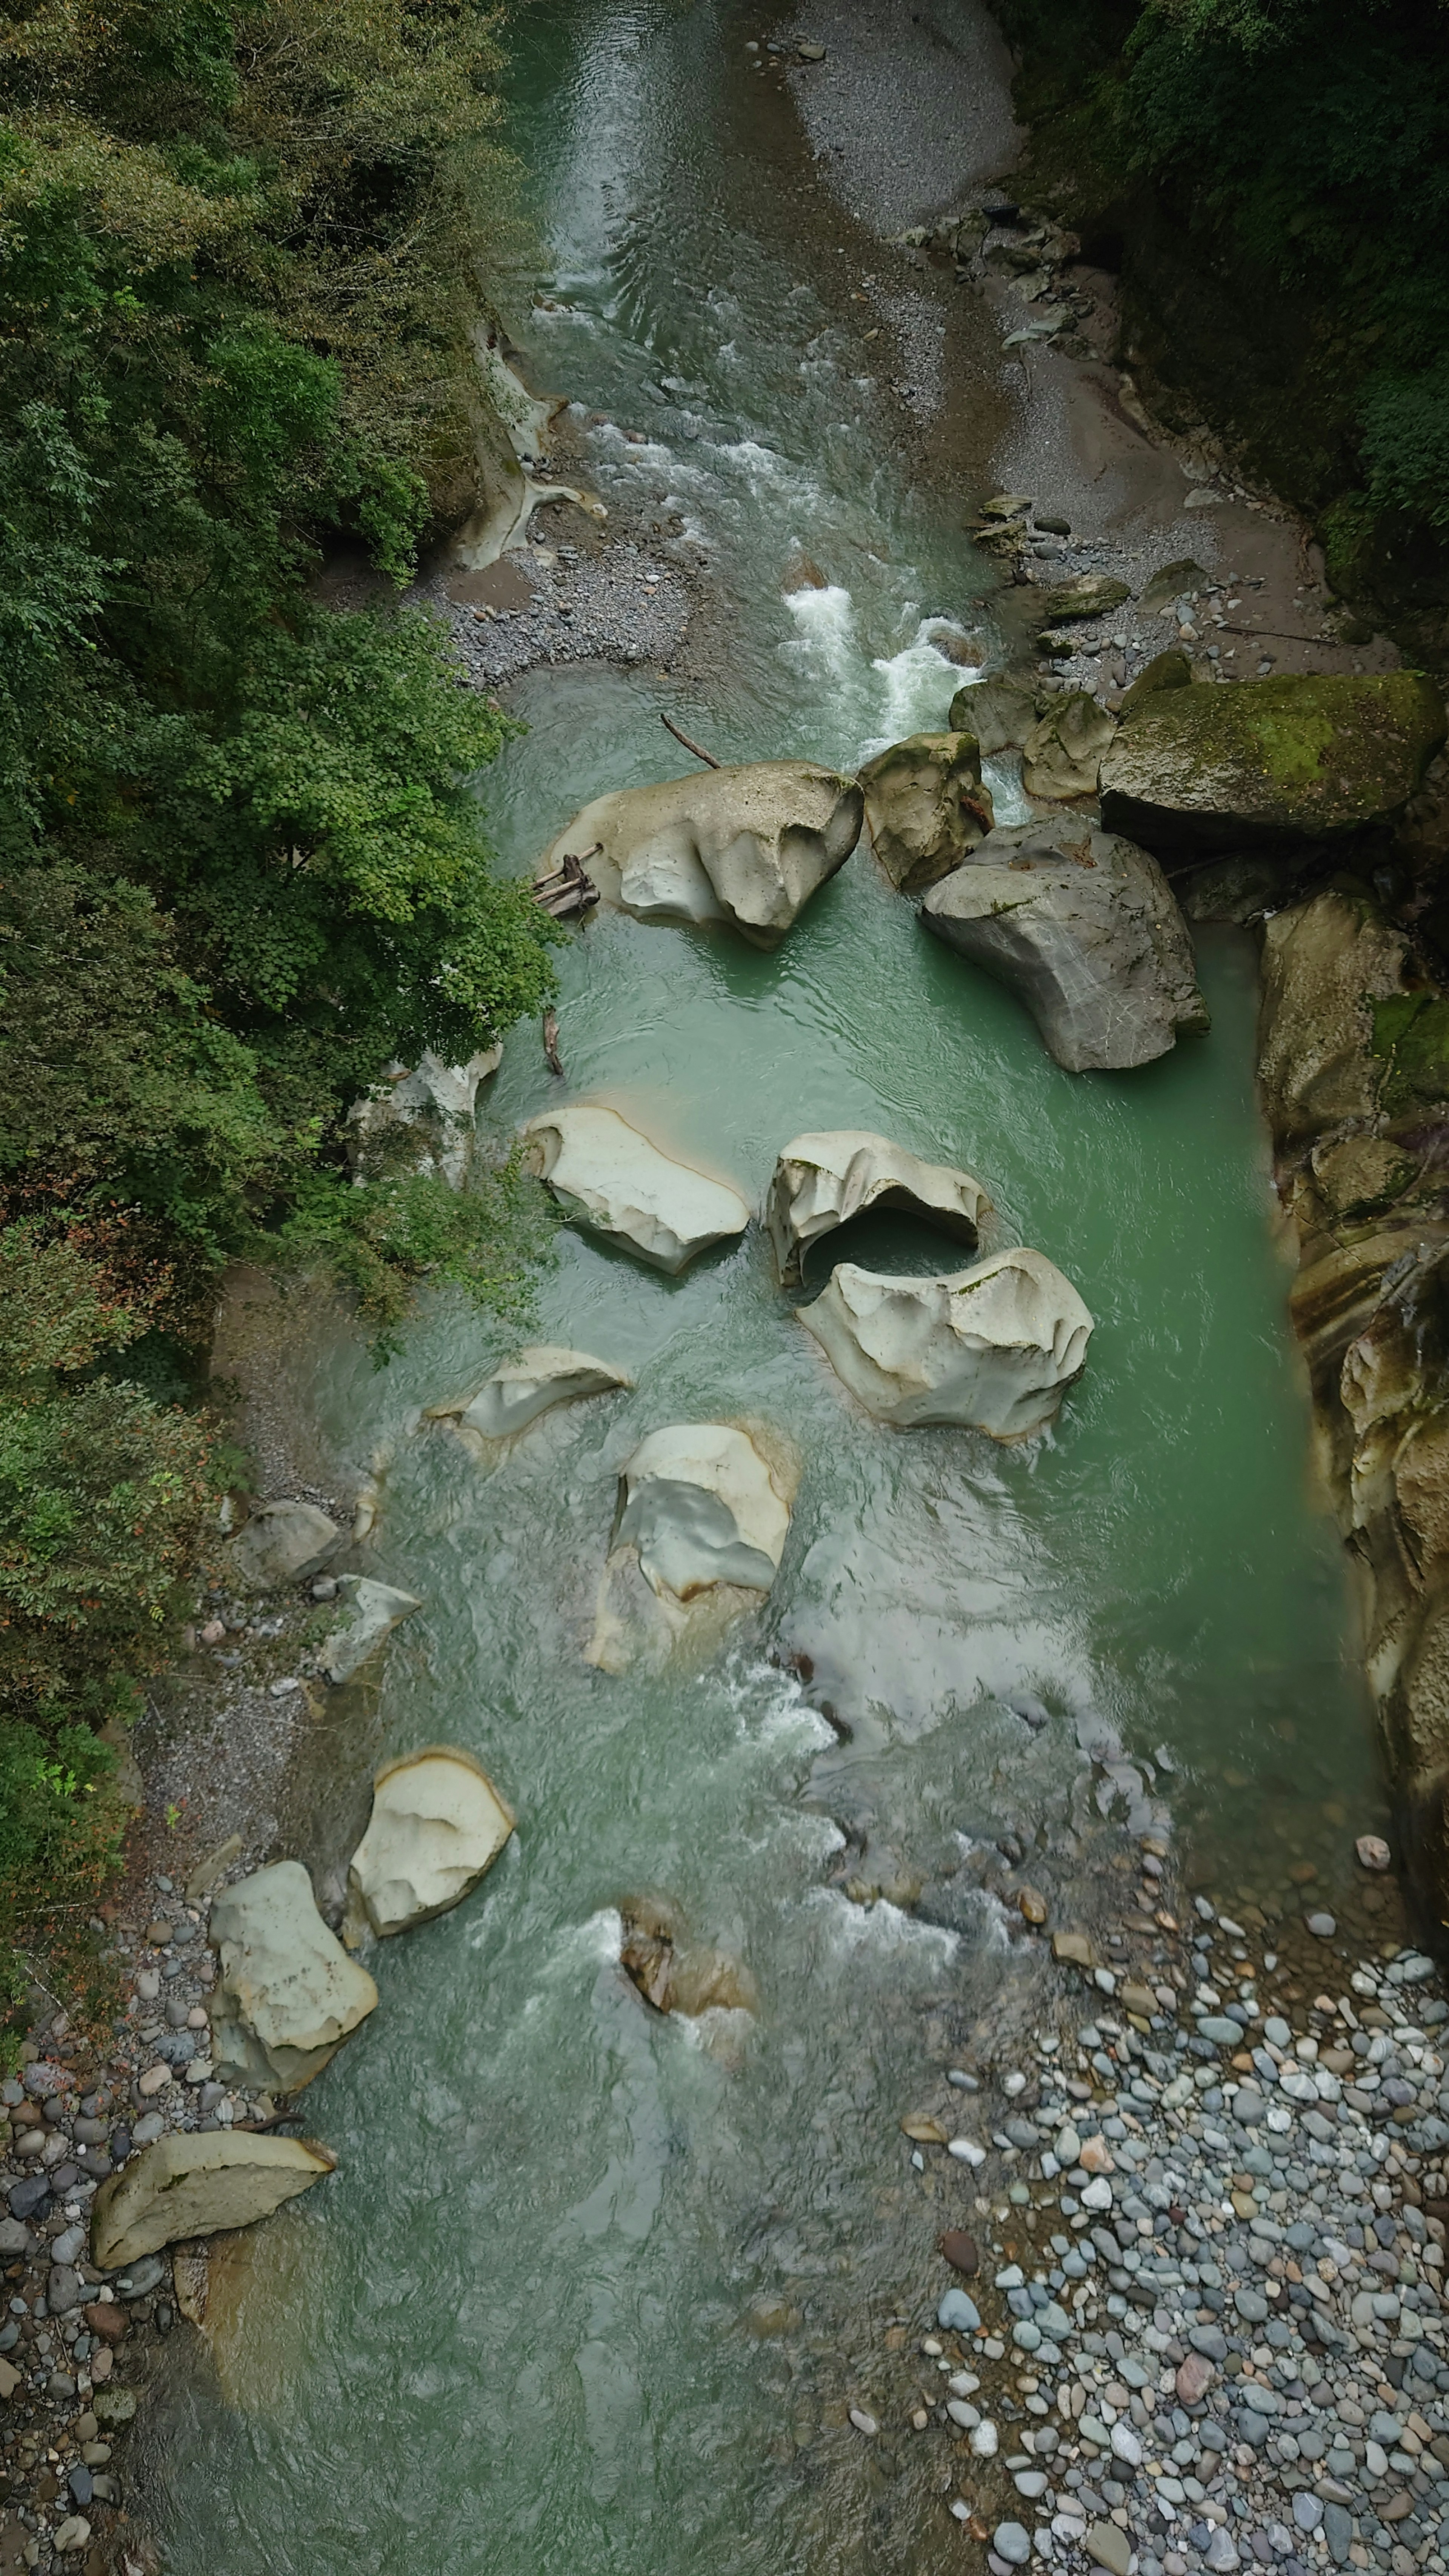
[163,5,1382,2568]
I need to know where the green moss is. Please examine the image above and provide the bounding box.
[1371,991,1449,1110]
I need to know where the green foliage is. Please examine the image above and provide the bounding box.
[282,1149,557,1363]
[1371,990,1449,1110]
[1363,361,1449,534]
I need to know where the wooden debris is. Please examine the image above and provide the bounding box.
[533,847,600,921]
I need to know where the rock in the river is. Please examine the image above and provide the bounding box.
[1100,671,1447,852]
[921,821,1209,1072]
[618,1894,758,2015]
[616,1423,792,1599]
[1021,692,1117,801]
[226,1500,343,1593]
[346,1047,502,1187]
[209,1861,378,2092]
[321,1574,422,1685]
[91,2133,336,2270]
[858,731,994,890]
[345,1747,515,1939]
[798,1249,1092,1438]
[523,1104,751,1273]
[950,675,1037,755]
[765,1130,989,1292]
[426,1346,633,1450]
[534,760,863,947]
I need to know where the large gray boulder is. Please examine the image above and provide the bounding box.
[534,761,863,947]
[426,1345,633,1451]
[345,1747,515,1940]
[321,1574,422,1685]
[858,731,994,890]
[522,1104,750,1273]
[226,1501,343,1593]
[765,1131,989,1293]
[209,1860,378,2092]
[1099,671,1446,853]
[616,1424,793,1601]
[950,676,1037,755]
[798,1249,1093,1440]
[921,821,1209,1073]
[92,2133,336,2270]
[346,1047,502,1187]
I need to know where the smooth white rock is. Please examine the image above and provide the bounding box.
[321,1575,422,1685]
[346,1747,515,1938]
[522,1104,750,1274]
[209,1861,378,2092]
[91,2133,336,2268]
[797,1249,1093,1439]
[535,761,863,947]
[616,1424,792,1601]
[764,1130,989,1292]
[426,1346,633,1446]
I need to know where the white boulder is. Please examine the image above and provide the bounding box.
[91,2132,337,2270]
[321,1574,422,1685]
[522,1104,750,1274]
[765,1131,990,1293]
[345,1746,515,1939]
[209,1860,379,2092]
[426,1345,633,1449]
[798,1250,1093,1439]
[534,761,863,947]
[616,1424,792,1600]
[346,1046,502,1187]
[226,1500,343,1593]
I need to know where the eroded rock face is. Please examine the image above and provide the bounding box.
[226,1501,342,1593]
[346,1747,515,1939]
[798,1249,1092,1439]
[522,1104,751,1273]
[1021,693,1117,801]
[616,1424,792,1600]
[1100,671,1447,852]
[858,731,994,891]
[321,1575,422,1686]
[209,1861,378,2092]
[346,1048,502,1187]
[618,1895,758,2017]
[765,1131,989,1293]
[949,676,1037,755]
[534,761,863,947]
[91,2134,336,2270]
[921,822,1209,1073]
[426,1346,633,1449]
[1257,889,1406,1147]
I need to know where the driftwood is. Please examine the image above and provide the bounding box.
[534,846,601,921]
[660,711,720,768]
[543,1009,564,1078]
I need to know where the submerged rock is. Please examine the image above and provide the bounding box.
[426,1345,633,1449]
[765,1130,989,1292]
[949,676,1037,755]
[226,1501,343,1594]
[346,1048,502,1188]
[345,1747,515,1939]
[858,730,994,890]
[1020,692,1117,801]
[91,2133,337,2270]
[798,1249,1093,1439]
[1100,671,1447,852]
[618,1894,758,2016]
[534,760,863,946]
[921,821,1209,1073]
[616,1423,793,1599]
[321,1573,422,1685]
[522,1103,751,1273]
[209,1860,378,2092]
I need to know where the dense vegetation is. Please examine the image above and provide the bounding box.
[994,0,1449,635]
[0,0,557,2035]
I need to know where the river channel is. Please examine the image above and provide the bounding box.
[161,4,1382,2568]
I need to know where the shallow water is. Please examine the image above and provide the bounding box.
[163,5,1377,2568]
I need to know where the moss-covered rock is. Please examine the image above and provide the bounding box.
[1038,574,1131,623]
[1117,649,1192,723]
[1100,671,1446,852]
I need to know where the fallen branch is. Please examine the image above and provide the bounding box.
[543,1009,564,1078]
[660,712,720,768]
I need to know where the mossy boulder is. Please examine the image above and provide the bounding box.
[1099,672,1446,854]
[1038,574,1130,623]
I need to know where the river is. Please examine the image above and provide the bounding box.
[158,4,1382,2568]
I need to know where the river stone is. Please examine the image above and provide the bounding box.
[921,821,1209,1073]
[1257,887,1408,1149]
[615,1424,792,1600]
[937,2284,981,2331]
[764,1130,988,1292]
[1084,2524,1132,2576]
[226,1501,343,1593]
[951,675,1038,755]
[345,1747,515,1939]
[522,1103,751,1274]
[1118,648,1194,721]
[1099,670,1447,852]
[939,2229,979,2274]
[209,1860,379,2092]
[797,1248,1093,1439]
[346,1047,501,1188]
[993,2522,1032,2566]
[426,1346,634,1448]
[858,730,994,890]
[1039,574,1131,623]
[534,760,863,946]
[91,2133,336,2270]
[618,1895,758,2016]
[1020,692,1117,801]
[321,1574,422,1686]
